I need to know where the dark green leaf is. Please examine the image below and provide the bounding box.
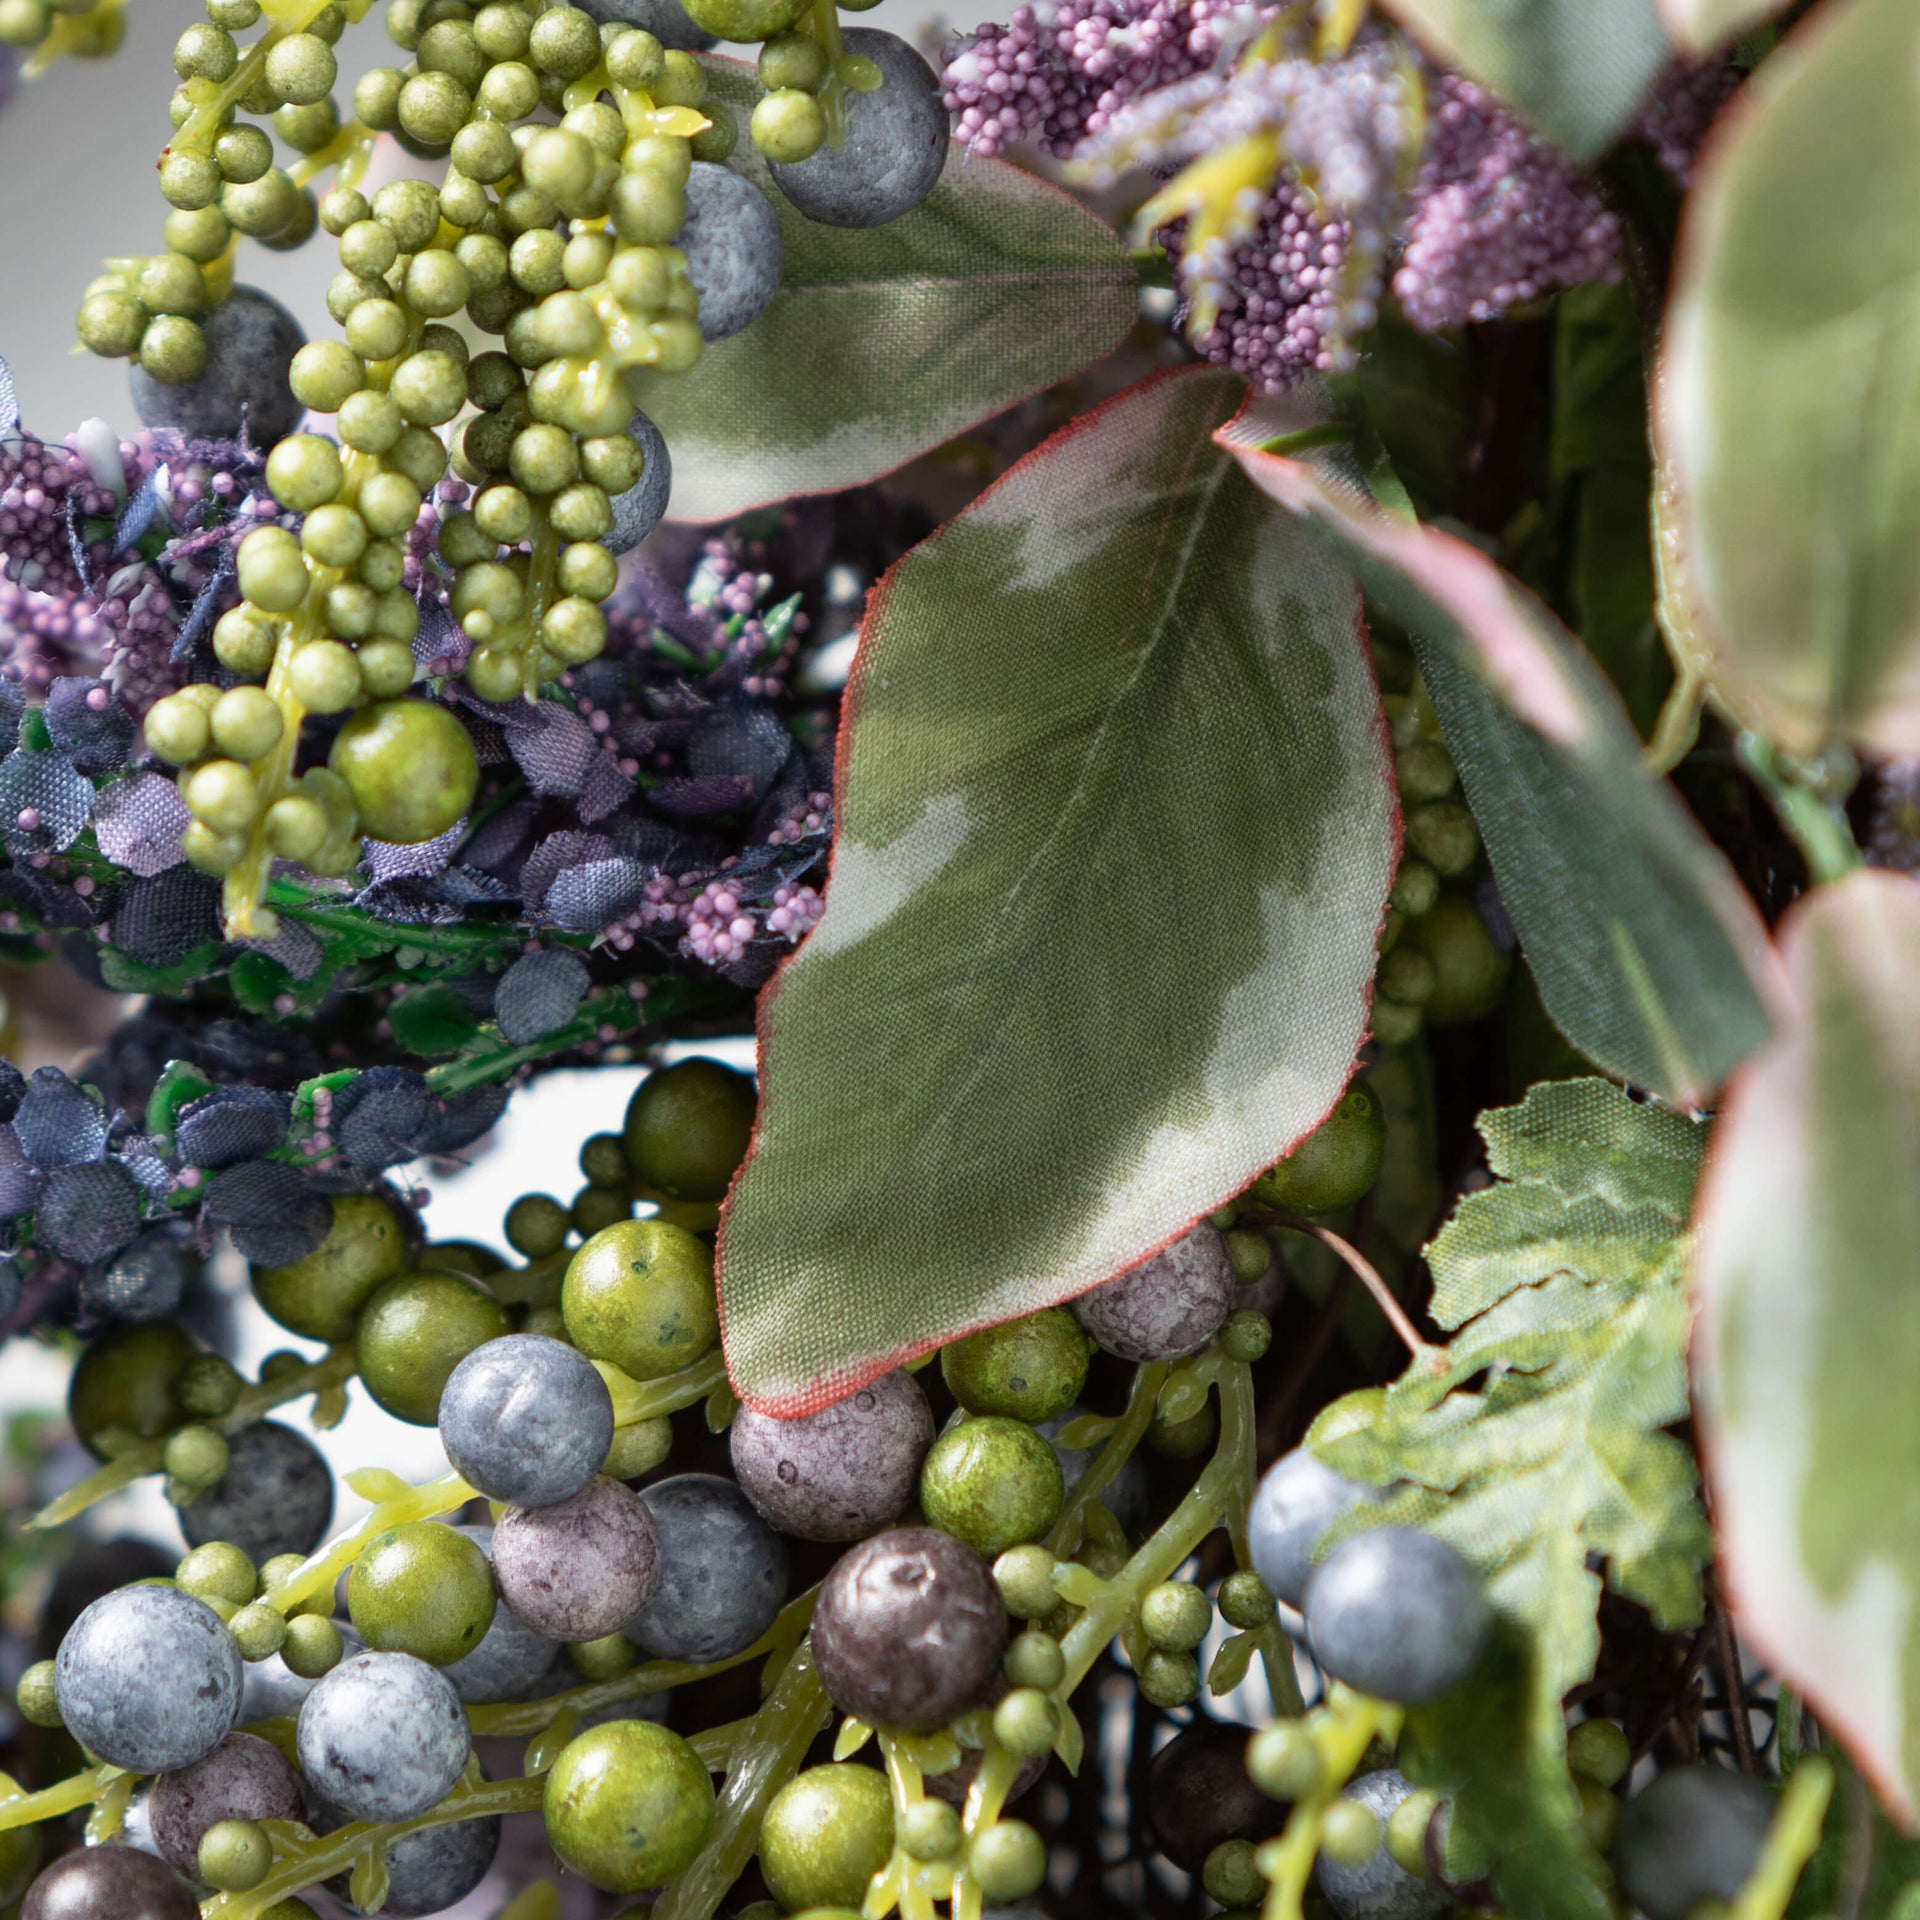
[389,984,482,1057]
[98,938,223,997]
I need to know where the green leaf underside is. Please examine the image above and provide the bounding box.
[1660,0,1920,753]
[1217,387,1777,1107]
[1692,871,1920,1828]
[1655,0,1789,58]
[719,367,1396,1412]
[1377,0,1671,161]
[1323,1078,1711,1920]
[632,58,1140,525]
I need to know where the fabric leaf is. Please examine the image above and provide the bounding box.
[1323,1077,1711,1920]
[631,57,1140,525]
[1655,0,1789,56]
[1658,0,1920,753]
[1378,0,1671,160]
[1217,386,1780,1106]
[719,367,1396,1412]
[1691,870,1920,1828]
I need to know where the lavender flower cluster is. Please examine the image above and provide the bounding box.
[941,6,1737,388]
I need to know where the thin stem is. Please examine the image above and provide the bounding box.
[1045,1360,1165,1558]
[1248,1211,1433,1365]
[1733,732,1862,885]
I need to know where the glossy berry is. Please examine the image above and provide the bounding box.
[969,1818,1046,1903]
[330,700,479,845]
[730,1368,933,1541]
[252,1192,410,1342]
[1072,1221,1235,1362]
[562,1217,719,1379]
[1140,1580,1212,1652]
[1146,1719,1274,1873]
[812,1526,1006,1732]
[1612,1766,1775,1920]
[622,1057,756,1200]
[677,0,806,40]
[1247,1720,1321,1802]
[629,1473,789,1661]
[129,285,304,443]
[180,1420,335,1563]
[768,30,947,227]
[55,1585,241,1772]
[492,1474,661,1641]
[918,1415,1064,1557]
[760,1764,895,1910]
[1249,1446,1387,1609]
[66,1319,195,1457]
[1316,1771,1447,1920]
[321,1797,501,1916]
[1303,1527,1490,1705]
[941,1307,1088,1423]
[296,1650,470,1822]
[1568,1717,1632,1788]
[1252,1080,1386,1213]
[441,1526,562,1704]
[676,163,783,340]
[20,1848,199,1920]
[438,1333,614,1507]
[149,1732,304,1875]
[355,1271,509,1425]
[348,1521,496,1666]
[542,1719,715,1892]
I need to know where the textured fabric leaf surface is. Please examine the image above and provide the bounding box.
[1324,1078,1710,1920]
[631,59,1140,525]
[1377,0,1670,159]
[1653,0,1788,56]
[1692,870,1920,1828]
[720,367,1396,1413]
[1660,0,1920,753]
[1218,388,1778,1107]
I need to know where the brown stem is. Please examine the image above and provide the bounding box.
[1712,1591,1758,1776]
[1245,1210,1433,1365]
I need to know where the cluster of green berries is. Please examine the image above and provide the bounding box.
[0,0,119,72]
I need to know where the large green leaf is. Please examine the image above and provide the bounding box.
[1659,0,1920,754]
[718,368,1396,1412]
[1324,1078,1711,1920]
[1377,0,1670,160]
[1656,0,1789,57]
[1217,388,1779,1107]
[631,58,1139,525]
[1692,870,1920,1828]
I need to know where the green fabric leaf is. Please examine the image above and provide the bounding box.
[719,368,1397,1412]
[389,984,482,1057]
[1657,0,1789,58]
[631,58,1140,525]
[1378,0,1671,160]
[1217,387,1779,1107]
[1659,0,1920,754]
[1323,1077,1711,1920]
[1692,870,1920,1828]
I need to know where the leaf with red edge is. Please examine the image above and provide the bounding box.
[1216,385,1779,1106]
[1692,869,1920,1829]
[630,57,1141,525]
[717,368,1396,1413]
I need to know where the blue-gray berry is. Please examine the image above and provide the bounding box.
[1316,1771,1448,1920]
[55,1584,242,1772]
[628,1473,789,1661]
[180,1419,335,1563]
[130,285,305,444]
[240,1621,366,1721]
[767,30,946,228]
[331,1801,502,1915]
[604,410,672,554]
[1613,1766,1775,1920]
[1302,1527,1490,1705]
[677,163,782,340]
[577,0,713,45]
[1071,1222,1234,1363]
[438,1334,614,1508]
[296,1650,470,1823]
[1249,1446,1386,1609]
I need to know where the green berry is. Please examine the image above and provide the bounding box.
[265,30,335,103]
[349,1519,496,1664]
[992,1543,1059,1620]
[210,685,285,763]
[185,759,261,835]
[165,205,232,264]
[159,149,224,211]
[265,795,330,860]
[145,689,213,763]
[571,1184,631,1239]
[237,525,309,612]
[558,541,619,602]
[176,1352,245,1419]
[1251,1078,1385,1214]
[506,1192,571,1258]
[918,1415,1063,1558]
[17,1660,62,1730]
[473,485,534,545]
[1400,891,1511,1025]
[282,1612,344,1679]
[174,21,238,79]
[276,98,341,153]
[1387,1787,1441,1874]
[690,104,737,163]
[229,1601,289,1662]
[1406,799,1479,876]
[1226,1228,1271,1282]
[759,29,828,91]
[288,638,363,714]
[1137,1647,1200,1709]
[1220,1308,1272,1363]
[569,1632,638,1680]
[1003,1628,1065,1691]
[355,1271,509,1425]
[1320,1797,1382,1867]
[992,1686,1057,1759]
[508,419,580,494]
[604,25,662,88]
[138,313,207,384]
[267,433,344,512]
[562,1218,719,1380]
[1139,1580,1211,1653]
[1218,1569,1276,1630]
[752,86,826,162]
[224,168,300,237]
[78,290,147,358]
[177,1539,258,1606]
[603,1414,673,1481]
[526,2,599,77]
[199,1818,271,1892]
[1567,1717,1631,1788]
[610,168,685,247]
[1377,944,1436,1008]
[329,699,480,844]
[621,1058,756,1202]
[136,252,207,319]
[164,1423,232,1492]
[543,1720,716,1892]
[398,68,471,146]
[1205,1837,1264,1908]
[452,117,518,183]
[899,1796,961,1861]
[941,1308,1088,1424]
[1576,1774,1619,1852]
[214,123,272,185]
[68,1320,195,1457]
[759,1764,894,1912]
[969,1819,1046,1904]
[253,1192,410,1341]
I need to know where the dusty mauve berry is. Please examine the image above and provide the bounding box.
[492,1475,661,1642]
[149,1731,306,1874]
[22,1846,199,1920]
[811,1526,1006,1732]
[1071,1221,1234,1362]
[730,1369,932,1542]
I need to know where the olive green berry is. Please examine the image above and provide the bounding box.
[563,1218,719,1380]
[356,1270,510,1425]
[17,1661,62,1730]
[1136,1647,1200,1709]
[1218,1569,1275,1630]
[349,1519,496,1665]
[969,1819,1046,1905]
[164,1423,233,1493]
[282,1612,345,1678]
[177,1539,258,1607]
[759,1765,894,1912]
[543,1720,715,1892]
[330,699,479,843]
[176,1352,245,1420]
[505,1191,570,1258]
[1247,1720,1319,1801]
[752,86,826,163]
[941,1309,1088,1424]
[992,1542,1060,1620]
[1139,1580,1211,1653]
[139,313,207,384]
[288,637,363,713]
[919,1416,1063,1559]
[253,1191,410,1341]
[899,1797,961,1861]
[199,1818,272,1892]
[621,1057,756,1202]
[1251,1078,1385,1214]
